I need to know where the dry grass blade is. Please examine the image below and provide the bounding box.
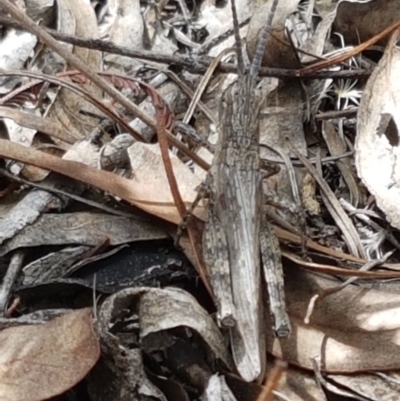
[282,250,400,279]
[182,48,232,125]
[297,19,400,75]
[165,70,217,125]
[291,147,366,258]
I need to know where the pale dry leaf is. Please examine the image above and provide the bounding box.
[47,0,102,142]
[90,347,168,401]
[0,308,100,401]
[53,0,75,54]
[103,0,144,73]
[197,0,249,56]
[259,79,307,223]
[127,142,205,223]
[334,0,400,46]
[302,4,339,117]
[92,287,232,401]
[92,296,167,401]
[22,245,91,285]
[21,141,64,182]
[24,0,54,25]
[100,133,134,170]
[4,119,36,151]
[129,82,183,142]
[0,141,102,247]
[201,374,237,401]
[194,131,216,182]
[3,119,37,177]
[302,2,338,63]
[62,140,100,168]
[24,139,99,185]
[28,0,71,75]
[0,309,71,330]
[0,29,37,94]
[267,264,400,373]
[355,31,400,229]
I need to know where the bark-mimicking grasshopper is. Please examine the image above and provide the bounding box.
[202,0,290,382]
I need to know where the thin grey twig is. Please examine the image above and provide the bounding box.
[0,250,25,316]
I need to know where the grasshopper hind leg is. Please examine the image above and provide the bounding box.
[260,218,291,337]
[203,205,236,328]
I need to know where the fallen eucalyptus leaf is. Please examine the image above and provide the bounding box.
[0,308,100,401]
[268,264,400,372]
[356,31,400,229]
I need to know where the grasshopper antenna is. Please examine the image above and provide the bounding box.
[230,0,245,76]
[249,0,279,78]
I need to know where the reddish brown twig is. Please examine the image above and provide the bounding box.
[256,359,287,401]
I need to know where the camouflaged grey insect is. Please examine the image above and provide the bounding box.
[202,0,290,382]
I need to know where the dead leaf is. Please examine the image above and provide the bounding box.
[356,30,400,229]
[127,142,204,222]
[268,264,400,373]
[334,0,400,46]
[103,0,145,73]
[47,0,102,143]
[0,106,76,144]
[0,29,37,94]
[91,287,232,401]
[202,374,237,401]
[300,173,320,215]
[0,308,100,401]
[99,287,233,370]
[0,212,167,256]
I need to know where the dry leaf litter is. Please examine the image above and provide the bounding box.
[0,0,400,400]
